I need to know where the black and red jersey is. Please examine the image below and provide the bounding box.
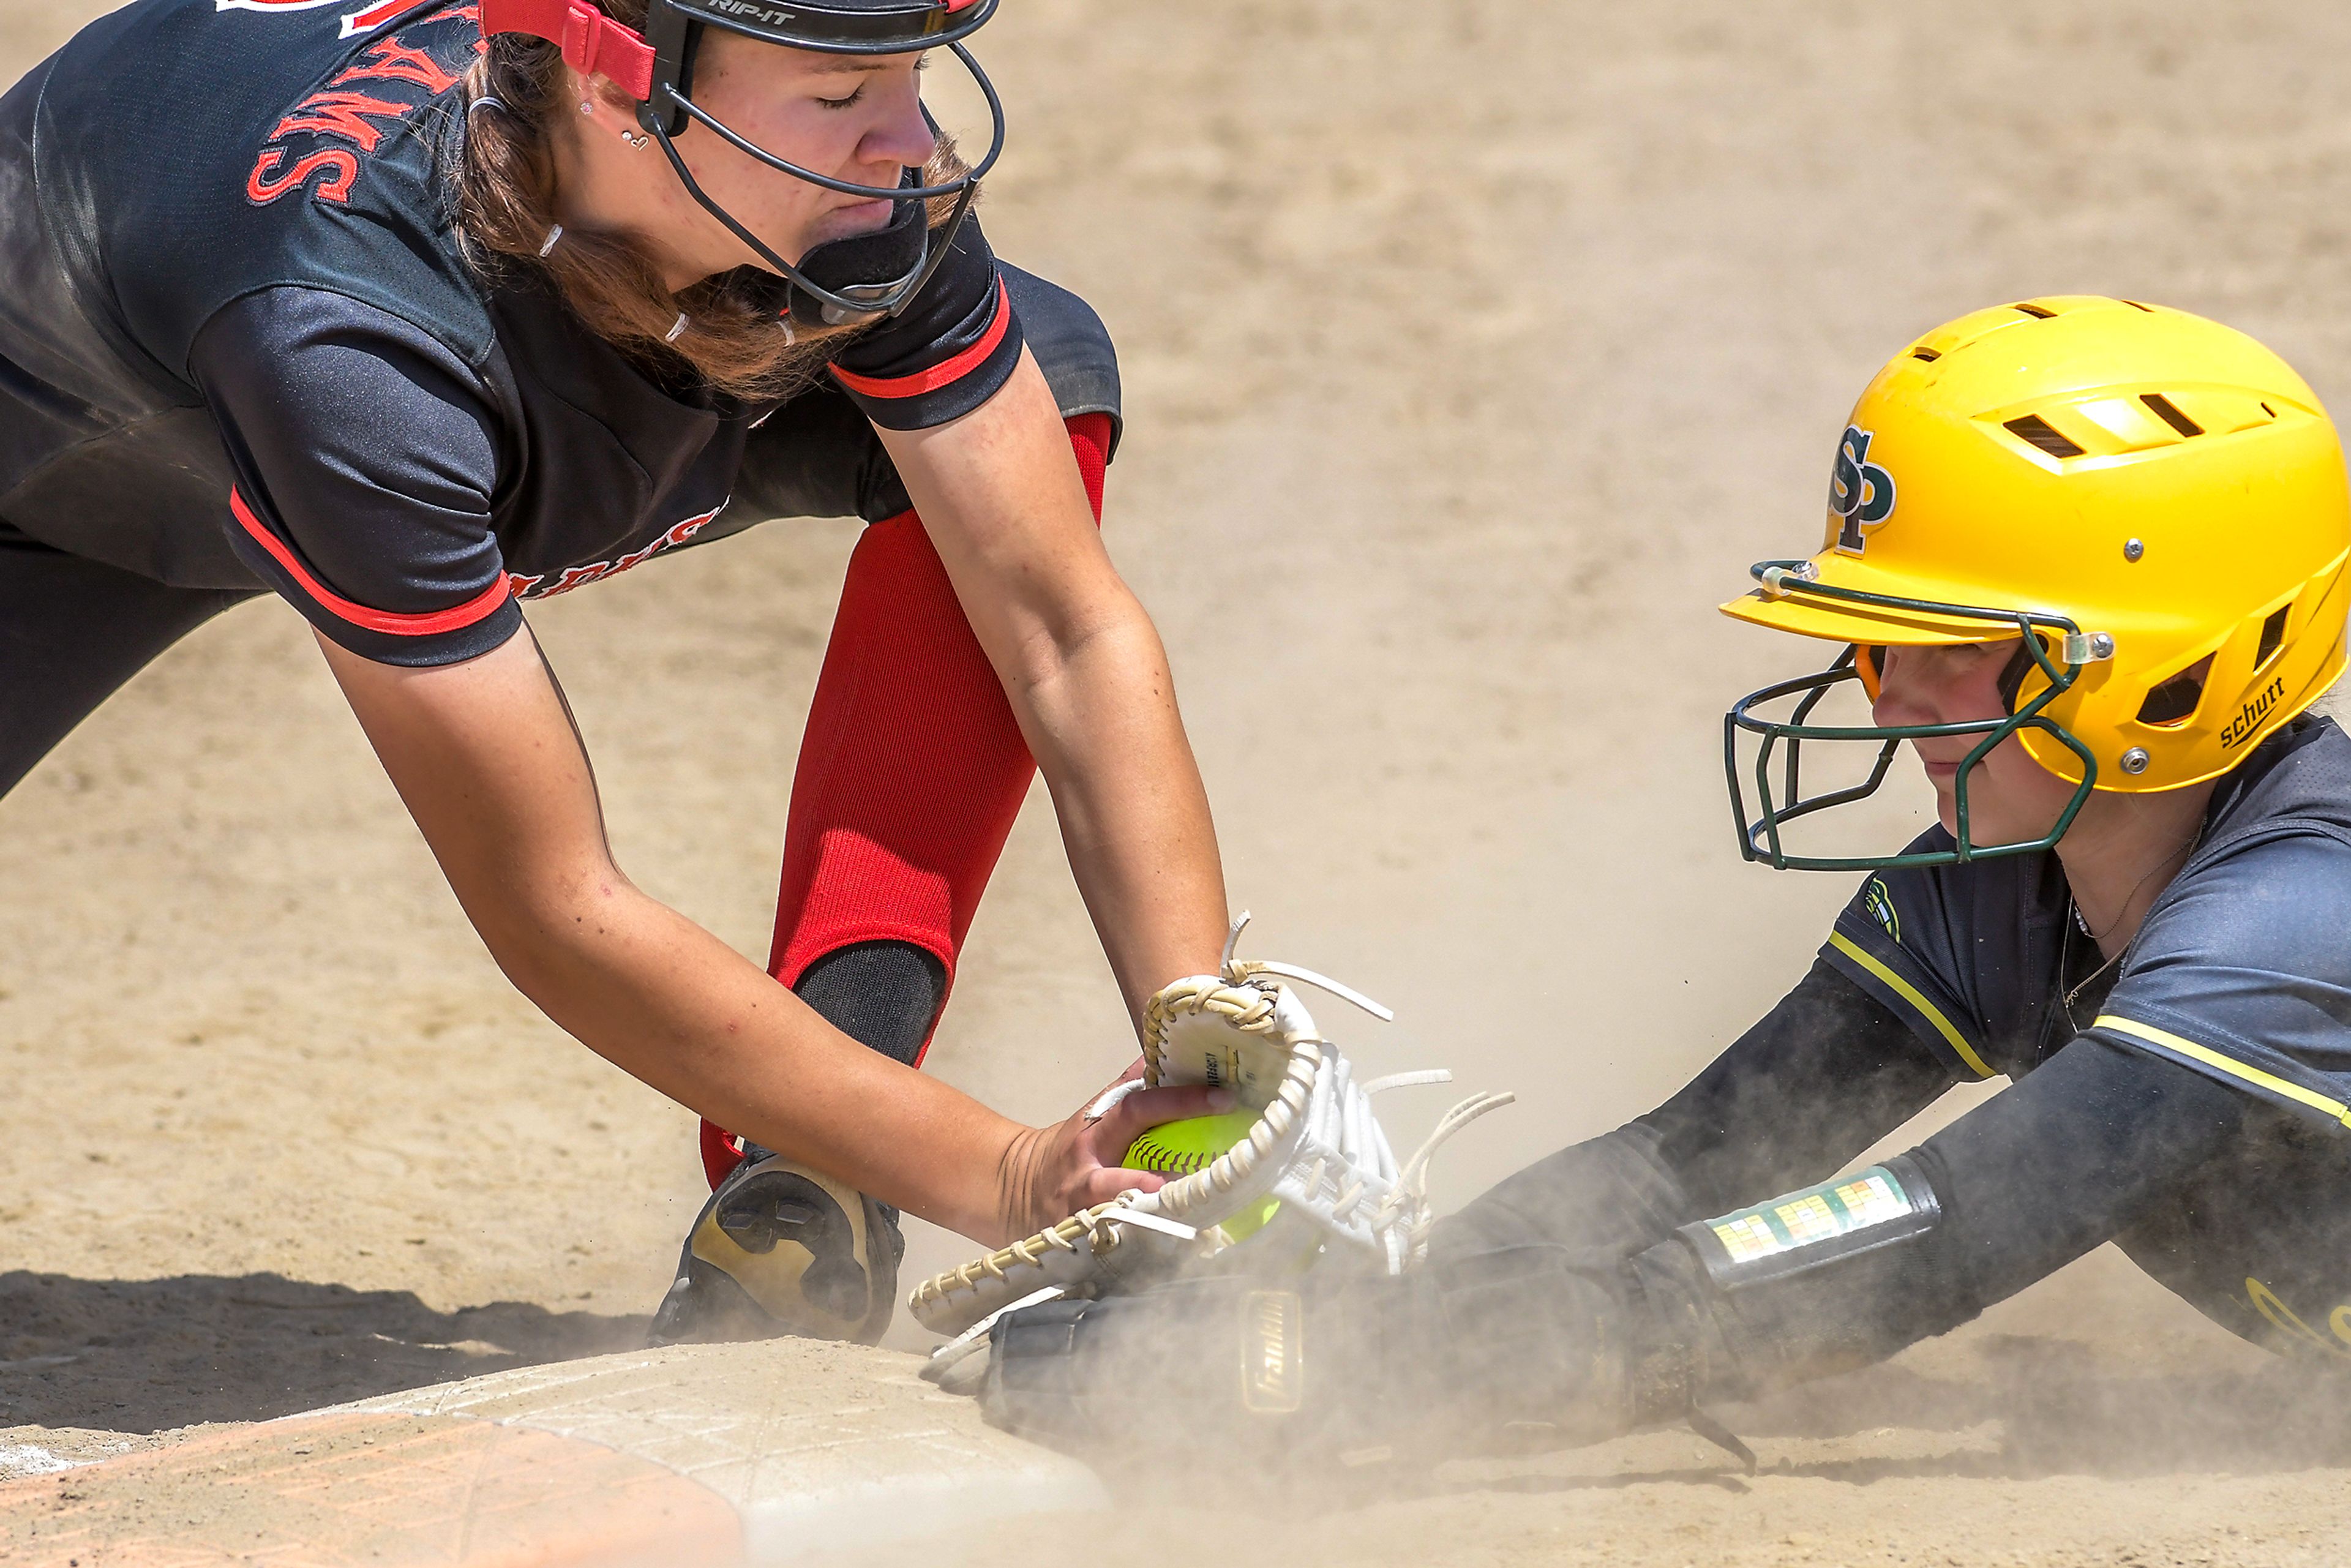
[0,0,1028,665]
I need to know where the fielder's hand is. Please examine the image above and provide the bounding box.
[910,917,1513,1338]
[992,1063,1235,1244]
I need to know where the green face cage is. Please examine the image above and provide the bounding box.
[1723,560,2106,872]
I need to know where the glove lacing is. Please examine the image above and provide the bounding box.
[1138,913,1514,1268]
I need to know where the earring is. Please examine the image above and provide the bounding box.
[538,224,564,257]
[664,313,689,343]
[579,99,595,116]
[621,129,649,150]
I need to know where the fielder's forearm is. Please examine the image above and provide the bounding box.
[484,876,1025,1242]
[876,358,1231,1021]
[317,626,1026,1243]
[1016,609,1231,1020]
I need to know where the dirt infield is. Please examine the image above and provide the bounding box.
[6,0,2351,1561]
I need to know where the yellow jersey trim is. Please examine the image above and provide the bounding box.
[1828,929,1994,1080]
[2093,1013,2351,1131]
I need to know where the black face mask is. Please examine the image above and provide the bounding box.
[481,0,1004,324]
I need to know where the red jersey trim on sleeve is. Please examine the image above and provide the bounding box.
[230,486,513,636]
[828,277,1012,400]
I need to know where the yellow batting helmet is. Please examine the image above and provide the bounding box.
[1722,296,2350,870]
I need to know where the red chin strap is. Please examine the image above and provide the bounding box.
[478,0,655,99]
[699,414,1112,1191]
[479,0,988,100]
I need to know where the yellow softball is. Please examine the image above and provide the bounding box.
[1123,1111,1281,1245]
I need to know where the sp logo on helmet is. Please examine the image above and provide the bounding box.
[1830,426,1897,555]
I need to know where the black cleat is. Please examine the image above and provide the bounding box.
[647,1152,905,1346]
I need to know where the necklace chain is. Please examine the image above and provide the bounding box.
[2058,819,2208,1028]
[2060,902,2127,1024]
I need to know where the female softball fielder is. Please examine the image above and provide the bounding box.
[982,297,2351,1458]
[0,0,1234,1345]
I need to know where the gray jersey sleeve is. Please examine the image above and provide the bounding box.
[2087,828,2351,1131]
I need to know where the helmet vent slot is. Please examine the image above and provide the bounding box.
[2139,394,2203,438]
[2137,655,2213,727]
[2004,415,2087,459]
[2122,300,2156,312]
[1910,347,1941,362]
[2255,605,2290,669]
[2010,302,2058,319]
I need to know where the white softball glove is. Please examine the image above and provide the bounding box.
[907,916,1512,1343]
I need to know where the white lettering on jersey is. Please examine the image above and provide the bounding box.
[214,0,421,39]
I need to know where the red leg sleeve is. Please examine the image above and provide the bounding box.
[700,415,1112,1189]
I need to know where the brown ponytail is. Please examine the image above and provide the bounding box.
[454,1,966,402]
